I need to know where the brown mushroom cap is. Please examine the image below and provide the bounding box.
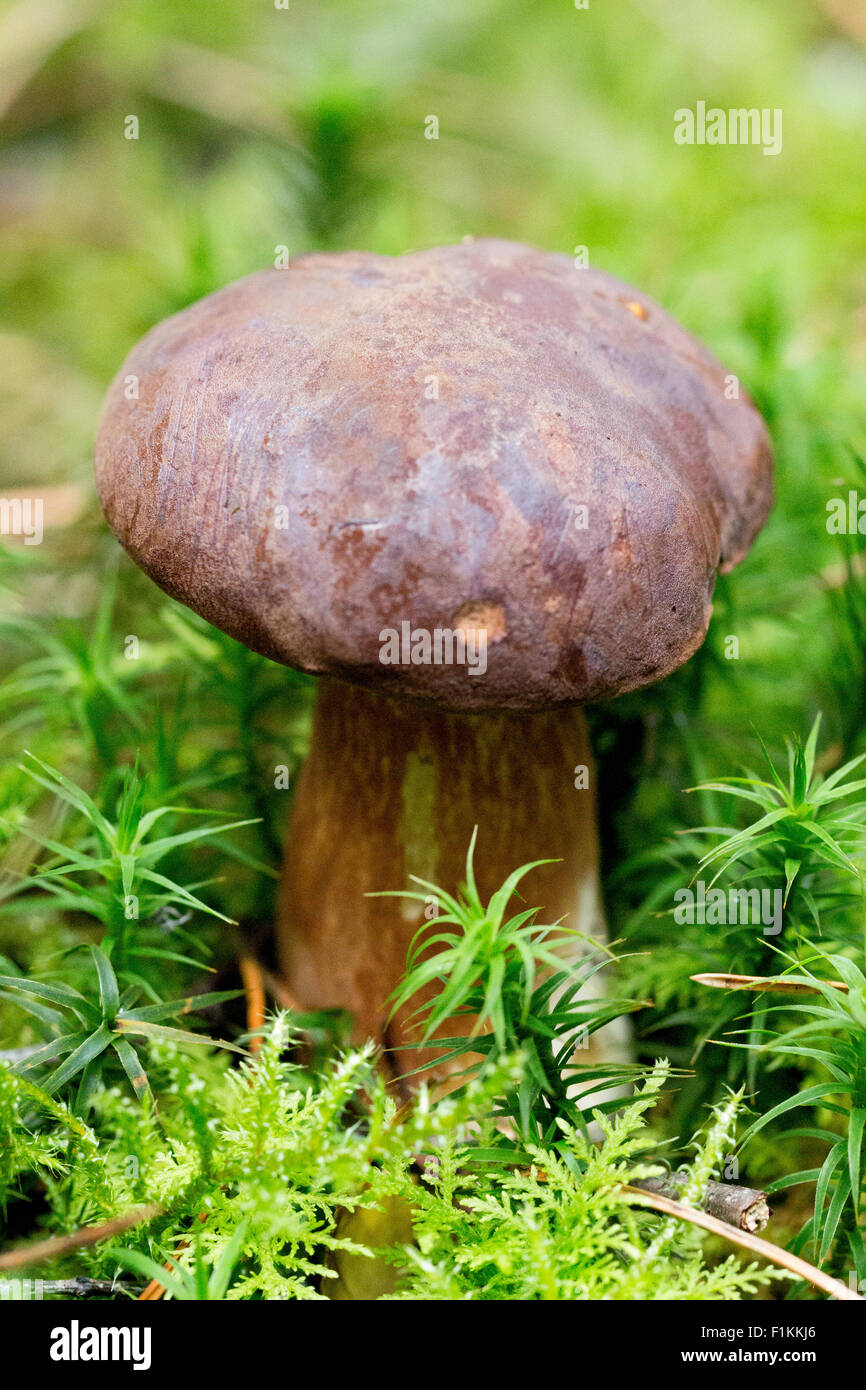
[95,238,772,710]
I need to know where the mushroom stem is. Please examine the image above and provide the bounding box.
[278,678,614,1080]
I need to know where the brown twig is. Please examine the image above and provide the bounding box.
[692,971,848,996]
[138,1275,167,1301]
[623,1185,861,1300]
[0,1204,162,1273]
[239,954,267,1052]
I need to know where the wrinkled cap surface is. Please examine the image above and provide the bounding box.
[95,239,773,710]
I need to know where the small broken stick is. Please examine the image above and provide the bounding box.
[692,971,848,996]
[631,1176,769,1232]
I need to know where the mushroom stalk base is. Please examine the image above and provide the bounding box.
[278,679,611,1081]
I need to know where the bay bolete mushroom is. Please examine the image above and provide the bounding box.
[95,239,773,1077]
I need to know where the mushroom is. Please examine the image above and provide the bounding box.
[94,238,773,1078]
